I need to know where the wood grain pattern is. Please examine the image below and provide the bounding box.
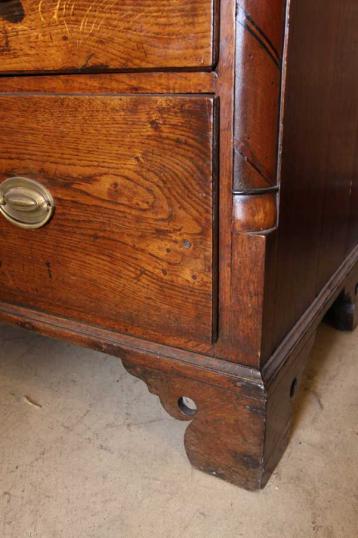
[0,0,245,364]
[229,194,278,368]
[0,71,217,95]
[233,192,277,233]
[0,0,357,491]
[0,0,216,73]
[265,0,358,357]
[230,232,268,366]
[227,0,286,367]
[233,0,286,191]
[0,94,217,346]
[2,249,356,490]
[209,0,238,361]
[122,352,267,491]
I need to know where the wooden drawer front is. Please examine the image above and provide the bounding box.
[0,0,216,73]
[0,95,217,346]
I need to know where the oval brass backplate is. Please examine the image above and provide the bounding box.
[0,177,55,229]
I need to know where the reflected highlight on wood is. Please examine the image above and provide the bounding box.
[0,0,357,491]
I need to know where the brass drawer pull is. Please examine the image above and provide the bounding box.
[0,177,55,229]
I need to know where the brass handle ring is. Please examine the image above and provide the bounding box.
[0,177,55,229]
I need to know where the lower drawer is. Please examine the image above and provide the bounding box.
[0,94,217,346]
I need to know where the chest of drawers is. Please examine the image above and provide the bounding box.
[0,0,357,490]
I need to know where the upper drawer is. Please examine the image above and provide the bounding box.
[0,0,217,73]
[0,94,217,348]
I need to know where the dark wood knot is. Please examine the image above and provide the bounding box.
[0,0,25,24]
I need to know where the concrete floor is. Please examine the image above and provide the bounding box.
[0,322,357,538]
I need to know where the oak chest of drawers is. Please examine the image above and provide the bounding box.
[0,0,357,490]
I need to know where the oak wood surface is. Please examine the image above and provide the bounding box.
[0,94,217,347]
[0,0,357,491]
[0,0,217,73]
[233,0,286,191]
[0,0,356,367]
[264,0,358,358]
[0,0,242,363]
[1,251,356,490]
[227,0,286,367]
[0,71,217,95]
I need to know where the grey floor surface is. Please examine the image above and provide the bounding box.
[0,322,357,538]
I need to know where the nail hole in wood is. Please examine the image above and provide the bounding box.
[290,378,298,399]
[178,396,197,416]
